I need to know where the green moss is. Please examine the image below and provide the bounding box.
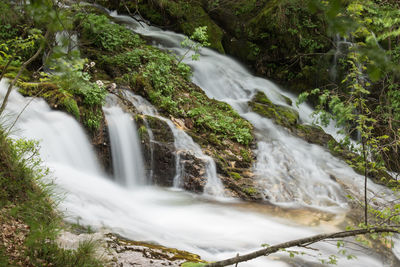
[100,50,144,73]
[240,149,252,163]
[243,0,331,91]
[62,97,80,120]
[249,91,298,128]
[253,91,273,105]
[82,108,103,131]
[244,187,257,195]
[138,3,165,25]
[180,13,225,53]
[17,82,82,119]
[229,172,242,180]
[138,125,148,140]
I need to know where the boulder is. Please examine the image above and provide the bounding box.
[136,115,176,186]
[249,91,299,128]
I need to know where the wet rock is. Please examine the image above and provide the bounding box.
[136,115,176,186]
[249,91,299,128]
[178,152,208,193]
[92,112,113,174]
[293,124,334,147]
[57,230,205,266]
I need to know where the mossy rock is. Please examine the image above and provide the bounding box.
[17,82,81,120]
[222,38,260,62]
[249,91,299,128]
[2,65,32,82]
[294,124,334,146]
[243,186,258,196]
[106,233,206,264]
[229,172,241,180]
[145,115,175,143]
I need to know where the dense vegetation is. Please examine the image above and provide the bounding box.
[0,129,102,266]
[76,12,253,146]
[2,0,400,266]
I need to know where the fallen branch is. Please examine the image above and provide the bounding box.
[204,227,399,267]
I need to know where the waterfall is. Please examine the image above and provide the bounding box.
[107,12,394,210]
[0,80,102,174]
[1,41,394,267]
[104,105,146,186]
[122,90,225,196]
[330,34,353,81]
[142,118,155,182]
[165,119,225,197]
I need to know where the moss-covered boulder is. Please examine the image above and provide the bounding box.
[293,124,334,147]
[249,91,299,128]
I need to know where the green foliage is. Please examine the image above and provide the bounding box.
[83,108,103,131]
[0,2,22,41]
[245,0,331,90]
[0,130,103,266]
[48,59,107,130]
[0,135,45,205]
[240,149,252,162]
[187,105,253,145]
[296,3,400,250]
[76,13,143,51]
[178,26,211,63]
[101,50,143,72]
[0,28,44,67]
[137,0,224,52]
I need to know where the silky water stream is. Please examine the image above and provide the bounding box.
[0,9,398,266]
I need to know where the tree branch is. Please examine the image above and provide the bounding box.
[204,228,399,267]
[0,30,50,117]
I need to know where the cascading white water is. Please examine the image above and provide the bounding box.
[330,34,354,81]
[121,90,225,196]
[104,103,146,186]
[109,12,393,210]
[0,48,394,267]
[2,8,399,265]
[0,80,102,175]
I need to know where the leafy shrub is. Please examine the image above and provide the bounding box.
[0,131,103,266]
[101,50,143,71]
[76,13,143,51]
[49,59,107,131]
